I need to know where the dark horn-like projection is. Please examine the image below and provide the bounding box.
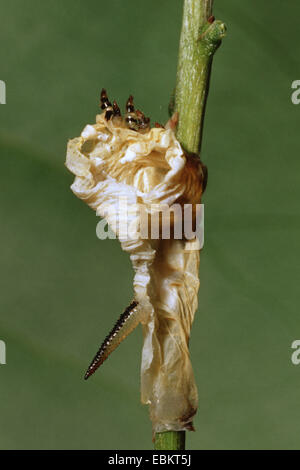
[125,95,140,131]
[100,88,114,120]
[113,100,121,117]
[126,95,135,113]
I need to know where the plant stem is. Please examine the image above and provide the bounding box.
[154,431,186,451]
[175,0,226,154]
[154,0,226,451]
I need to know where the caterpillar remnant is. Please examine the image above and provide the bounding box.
[66,88,208,432]
[84,301,142,380]
[100,88,150,132]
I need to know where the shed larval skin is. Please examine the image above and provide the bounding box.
[66,98,206,433]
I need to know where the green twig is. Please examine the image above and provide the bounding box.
[154,431,186,451]
[154,0,226,451]
[175,0,226,154]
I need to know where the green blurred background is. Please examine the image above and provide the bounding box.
[0,0,300,450]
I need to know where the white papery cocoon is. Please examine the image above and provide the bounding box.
[66,112,206,433]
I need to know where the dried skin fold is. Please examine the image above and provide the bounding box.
[66,113,205,432]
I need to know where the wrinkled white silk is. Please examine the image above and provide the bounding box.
[66,113,204,432]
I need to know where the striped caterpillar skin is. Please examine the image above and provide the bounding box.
[84,301,141,380]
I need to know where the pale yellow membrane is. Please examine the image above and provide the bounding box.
[66,112,205,432]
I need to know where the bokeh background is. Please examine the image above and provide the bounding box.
[0,0,300,450]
